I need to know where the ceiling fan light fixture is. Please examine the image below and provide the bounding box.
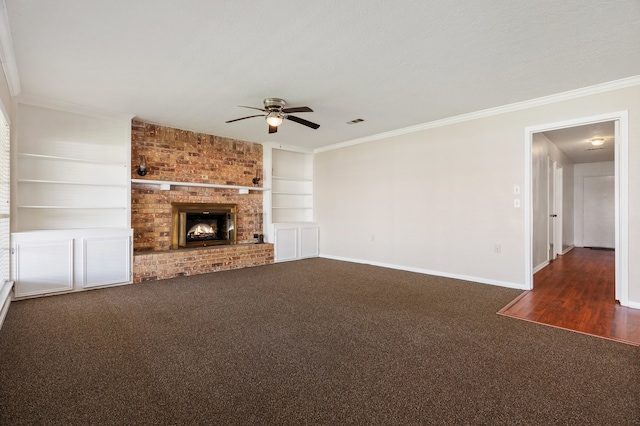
[590,138,605,146]
[265,112,283,127]
[227,98,319,133]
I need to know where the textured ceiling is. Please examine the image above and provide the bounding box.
[4,0,640,150]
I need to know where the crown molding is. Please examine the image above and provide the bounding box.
[0,0,20,96]
[315,75,640,154]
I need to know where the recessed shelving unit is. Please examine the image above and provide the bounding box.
[271,149,314,223]
[13,101,131,231]
[264,146,319,262]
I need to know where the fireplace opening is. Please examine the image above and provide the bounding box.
[171,203,236,249]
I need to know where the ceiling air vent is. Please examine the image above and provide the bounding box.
[346,118,364,125]
[586,147,604,151]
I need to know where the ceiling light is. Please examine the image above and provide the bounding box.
[265,112,283,127]
[590,138,605,146]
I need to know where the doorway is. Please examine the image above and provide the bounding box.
[524,112,629,306]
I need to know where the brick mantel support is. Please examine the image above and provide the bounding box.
[133,243,274,283]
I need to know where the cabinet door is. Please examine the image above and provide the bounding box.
[274,227,298,262]
[273,224,319,262]
[83,236,131,288]
[300,226,319,258]
[13,240,74,298]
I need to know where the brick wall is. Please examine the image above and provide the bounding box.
[130,120,272,281]
[131,120,262,186]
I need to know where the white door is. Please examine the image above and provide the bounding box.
[583,175,615,248]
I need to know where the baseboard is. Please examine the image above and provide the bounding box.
[319,254,527,290]
[624,300,640,310]
[0,280,13,331]
[561,245,575,255]
[533,261,549,274]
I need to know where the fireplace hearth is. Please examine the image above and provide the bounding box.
[171,203,236,249]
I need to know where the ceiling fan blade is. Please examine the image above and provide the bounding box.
[225,114,264,123]
[282,106,313,113]
[239,105,267,112]
[286,115,320,129]
[269,124,278,134]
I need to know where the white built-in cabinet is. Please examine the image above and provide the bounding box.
[272,223,319,262]
[12,229,132,298]
[264,144,319,262]
[11,98,133,298]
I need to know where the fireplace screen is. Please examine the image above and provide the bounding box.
[171,203,236,249]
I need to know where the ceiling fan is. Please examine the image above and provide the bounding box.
[226,98,320,134]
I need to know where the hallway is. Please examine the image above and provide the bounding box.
[498,248,640,346]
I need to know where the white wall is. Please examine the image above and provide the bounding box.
[573,161,614,247]
[315,84,640,305]
[316,113,528,288]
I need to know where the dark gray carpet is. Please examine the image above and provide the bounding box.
[0,258,638,425]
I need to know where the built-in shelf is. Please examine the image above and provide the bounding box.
[17,152,126,167]
[18,179,127,187]
[131,178,269,192]
[18,206,127,209]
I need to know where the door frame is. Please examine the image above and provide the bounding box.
[546,158,562,262]
[554,164,563,257]
[524,111,629,306]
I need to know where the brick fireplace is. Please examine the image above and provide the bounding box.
[130,120,273,283]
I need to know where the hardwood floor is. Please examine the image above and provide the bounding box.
[498,247,640,346]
